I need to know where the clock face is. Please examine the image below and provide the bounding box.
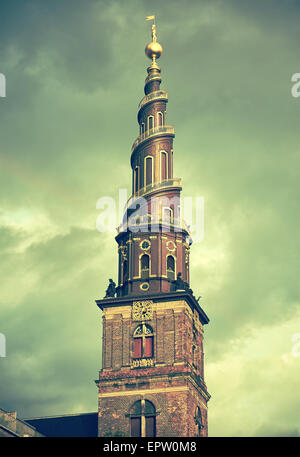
[132,300,153,321]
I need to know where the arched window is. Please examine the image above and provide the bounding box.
[160,151,168,181]
[133,324,154,359]
[148,115,154,131]
[145,156,153,187]
[163,207,173,224]
[140,122,145,135]
[195,407,203,436]
[140,253,150,279]
[157,112,163,127]
[130,400,156,437]
[134,166,139,194]
[167,255,175,281]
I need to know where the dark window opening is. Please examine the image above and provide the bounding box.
[145,157,152,187]
[130,400,156,437]
[141,254,150,279]
[131,417,141,437]
[167,255,175,281]
[146,416,155,437]
[157,112,163,127]
[148,116,154,131]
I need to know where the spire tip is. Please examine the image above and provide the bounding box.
[145,16,163,62]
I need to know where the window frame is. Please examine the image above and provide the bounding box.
[166,254,176,281]
[129,400,156,437]
[160,150,168,181]
[157,111,163,127]
[162,206,174,224]
[144,155,154,187]
[147,115,154,131]
[140,252,150,279]
[133,324,154,359]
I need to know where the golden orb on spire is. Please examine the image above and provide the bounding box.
[145,41,163,60]
[145,22,163,60]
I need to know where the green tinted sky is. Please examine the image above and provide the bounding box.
[0,0,300,436]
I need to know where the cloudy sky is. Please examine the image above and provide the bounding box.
[1,0,300,437]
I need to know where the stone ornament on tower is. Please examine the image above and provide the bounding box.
[104,279,116,298]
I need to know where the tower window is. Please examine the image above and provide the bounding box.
[163,207,173,224]
[140,253,150,279]
[140,122,145,135]
[130,400,156,437]
[133,324,154,359]
[148,115,154,131]
[166,255,175,281]
[157,112,163,127]
[160,151,168,181]
[145,156,153,187]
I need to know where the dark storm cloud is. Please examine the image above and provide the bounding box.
[0,225,113,416]
[0,0,118,91]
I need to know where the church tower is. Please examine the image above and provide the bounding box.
[96,21,210,438]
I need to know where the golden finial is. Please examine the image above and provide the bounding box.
[151,24,157,42]
[145,15,163,65]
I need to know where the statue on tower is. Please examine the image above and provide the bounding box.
[105,279,116,298]
[173,272,186,291]
[151,23,157,42]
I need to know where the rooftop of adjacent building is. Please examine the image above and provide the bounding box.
[23,411,98,437]
[0,406,99,437]
[0,407,43,437]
